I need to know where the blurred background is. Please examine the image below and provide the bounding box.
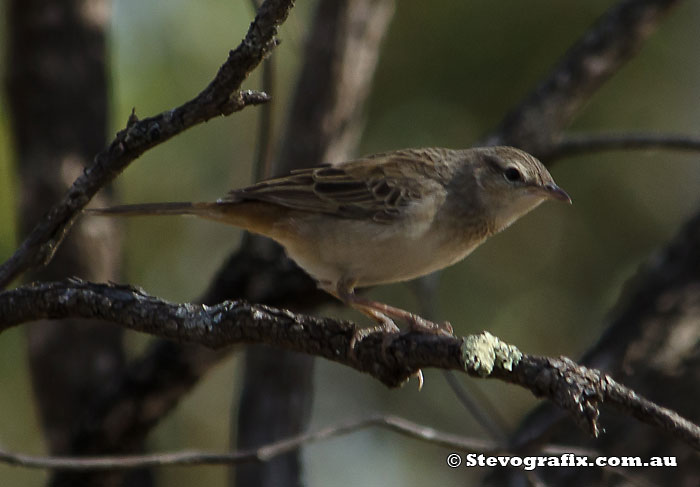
[1,0,699,485]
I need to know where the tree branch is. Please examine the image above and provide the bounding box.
[2,279,699,451]
[0,414,595,471]
[547,132,700,160]
[0,0,294,289]
[483,0,681,156]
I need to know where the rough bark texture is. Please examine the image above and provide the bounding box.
[3,279,699,453]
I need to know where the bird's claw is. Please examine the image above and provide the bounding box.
[406,315,453,336]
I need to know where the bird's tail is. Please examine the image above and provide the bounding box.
[84,200,283,239]
[85,202,212,217]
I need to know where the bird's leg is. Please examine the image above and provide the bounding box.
[329,280,399,349]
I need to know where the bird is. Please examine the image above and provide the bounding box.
[87,146,570,361]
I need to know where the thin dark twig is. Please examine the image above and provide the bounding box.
[443,371,509,445]
[1,278,699,451]
[547,132,700,160]
[0,0,294,289]
[0,414,595,471]
[483,0,681,156]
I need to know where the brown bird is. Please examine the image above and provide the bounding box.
[87,146,570,356]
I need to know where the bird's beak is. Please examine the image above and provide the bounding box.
[543,183,572,204]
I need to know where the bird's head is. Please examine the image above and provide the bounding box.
[472,146,571,232]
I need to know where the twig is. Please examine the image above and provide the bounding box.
[547,132,700,160]
[2,278,699,451]
[483,0,681,155]
[0,0,295,289]
[442,371,509,445]
[0,414,595,471]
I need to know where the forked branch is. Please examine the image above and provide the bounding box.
[0,0,294,289]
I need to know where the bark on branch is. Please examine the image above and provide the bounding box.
[2,278,699,451]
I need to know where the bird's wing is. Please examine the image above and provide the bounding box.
[223,150,449,223]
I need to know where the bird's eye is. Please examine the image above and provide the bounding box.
[504,167,522,183]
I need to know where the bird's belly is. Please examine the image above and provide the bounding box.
[276,215,480,289]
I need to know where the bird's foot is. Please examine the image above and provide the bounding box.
[349,320,425,390]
